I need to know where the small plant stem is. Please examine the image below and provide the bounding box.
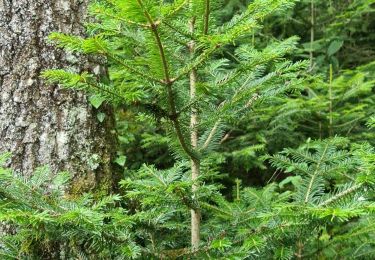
[296,240,304,259]
[235,179,241,201]
[329,64,333,137]
[310,0,315,70]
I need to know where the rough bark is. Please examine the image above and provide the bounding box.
[0,0,117,194]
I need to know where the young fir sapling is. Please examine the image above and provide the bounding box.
[42,0,304,250]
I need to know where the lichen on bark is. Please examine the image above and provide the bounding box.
[0,0,117,194]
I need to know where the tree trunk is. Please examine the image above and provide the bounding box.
[0,0,117,194]
[189,16,200,250]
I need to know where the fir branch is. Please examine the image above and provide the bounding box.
[162,0,189,20]
[163,20,196,41]
[270,155,311,176]
[201,120,220,150]
[105,52,163,84]
[136,0,197,161]
[201,202,233,217]
[304,143,328,203]
[87,82,125,102]
[135,0,171,82]
[173,45,220,82]
[91,7,150,28]
[318,184,362,207]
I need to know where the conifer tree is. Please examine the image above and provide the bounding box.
[42,0,305,249]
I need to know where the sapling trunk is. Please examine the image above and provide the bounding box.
[329,64,333,137]
[189,15,200,251]
[138,0,203,249]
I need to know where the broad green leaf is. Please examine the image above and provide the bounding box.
[115,155,127,167]
[279,176,302,189]
[90,95,106,109]
[97,112,106,122]
[327,40,344,56]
